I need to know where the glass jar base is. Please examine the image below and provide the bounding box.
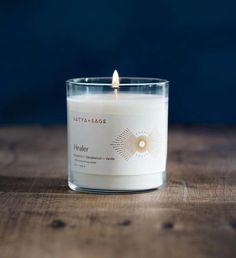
[68,171,166,193]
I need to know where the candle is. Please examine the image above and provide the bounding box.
[67,71,169,192]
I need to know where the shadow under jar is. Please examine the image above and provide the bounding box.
[66,77,169,193]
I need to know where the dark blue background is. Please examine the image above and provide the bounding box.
[0,0,235,124]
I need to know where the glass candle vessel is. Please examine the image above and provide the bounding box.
[66,76,169,193]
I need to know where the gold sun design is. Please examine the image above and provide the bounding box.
[111,128,160,161]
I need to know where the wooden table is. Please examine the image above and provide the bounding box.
[0,126,236,258]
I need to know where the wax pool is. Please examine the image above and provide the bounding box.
[67,93,168,192]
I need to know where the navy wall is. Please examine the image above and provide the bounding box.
[0,0,236,124]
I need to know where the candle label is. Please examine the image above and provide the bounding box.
[69,111,167,175]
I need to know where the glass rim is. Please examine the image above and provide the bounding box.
[66,77,169,87]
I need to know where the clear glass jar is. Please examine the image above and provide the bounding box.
[66,77,169,193]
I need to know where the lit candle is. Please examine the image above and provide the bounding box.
[67,71,169,192]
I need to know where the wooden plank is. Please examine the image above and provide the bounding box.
[0,126,236,258]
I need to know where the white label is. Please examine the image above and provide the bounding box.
[68,111,167,175]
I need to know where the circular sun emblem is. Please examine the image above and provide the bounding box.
[111,128,159,161]
[136,135,149,153]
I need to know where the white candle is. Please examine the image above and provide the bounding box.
[67,91,168,192]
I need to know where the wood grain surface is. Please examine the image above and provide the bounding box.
[0,126,236,258]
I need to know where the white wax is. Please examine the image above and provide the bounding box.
[67,93,168,192]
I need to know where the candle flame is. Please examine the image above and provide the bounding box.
[112,70,119,88]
